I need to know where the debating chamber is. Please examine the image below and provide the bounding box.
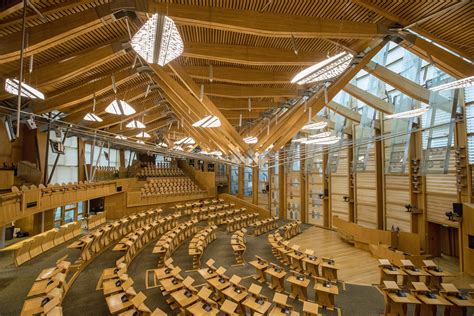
[1,0,474,315]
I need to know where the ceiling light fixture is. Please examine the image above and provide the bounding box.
[385,106,430,119]
[157,142,168,148]
[192,115,221,128]
[131,13,184,66]
[175,137,195,145]
[302,121,327,130]
[209,150,223,156]
[115,135,127,140]
[5,78,44,99]
[126,119,146,129]
[105,99,136,116]
[136,140,145,144]
[291,52,353,85]
[136,131,151,138]
[83,93,103,122]
[243,136,258,144]
[308,131,332,138]
[429,76,474,91]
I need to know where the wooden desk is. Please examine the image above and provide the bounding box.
[320,261,339,281]
[242,296,271,315]
[382,281,420,316]
[207,275,231,292]
[411,282,452,316]
[402,267,430,286]
[302,301,321,316]
[27,278,61,298]
[440,283,474,316]
[265,267,287,292]
[421,262,453,290]
[21,294,60,316]
[222,285,248,304]
[171,288,199,308]
[302,256,320,276]
[160,277,183,293]
[154,266,181,281]
[249,260,268,283]
[380,266,406,285]
[105,292,133,314]
[314,283,339,310]
[198,267,217,280]
[186,300,219,316]
[287,275,310,301]
[288,251,305,272]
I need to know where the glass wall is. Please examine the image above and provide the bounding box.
[258,163,269,210]
[243,166,252,198]
[85,144,120,168]
[53,201,85,228]
[47,135,78,184]
[270,156,279,217]
[230,165,238,195]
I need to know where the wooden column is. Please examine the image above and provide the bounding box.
[347,135,356,222]
[375,127,385,230]
[78,138,86,182]
[278,153,286,219]
[226,164,232,194]
[252,165,259,205]
[237,164,244,199]
[300,147,307,224]
[322,151,330,227]
[409,122,427,251]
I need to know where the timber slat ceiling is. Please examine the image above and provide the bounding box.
[0,0,472,153]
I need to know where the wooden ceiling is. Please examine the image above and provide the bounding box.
[0,0,472,159]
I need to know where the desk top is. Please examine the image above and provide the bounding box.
[154,266,181,280]
[415,293,452,306]
[287,275,310,287]
[265,267,287,279]
[302,301,320,315]
[314,283,339,295]
[268,307,299,316]
[243,297,272,314]
[288,252,305,260]
[222,286,248,302]
[171,288,199,307]
[160,277,183,293]
[186,300,219,316]
[198,268,216,280]
[402,267,430,276]
[382,267,407,276]
[207,276,231,291]
[387,292,420,304]
[105,292,132,314]
[249,260,268,270]
[320,262,340,270]
[302,256,321,265]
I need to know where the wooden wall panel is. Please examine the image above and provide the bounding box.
[331,150,349,223]
[356,149,377,228]
[385,175,411,232]
[307,171,324,226]
[425,152,458,227]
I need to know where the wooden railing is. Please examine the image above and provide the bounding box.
[0,181,118,226]
[332,216,420,255]
[218,193,270,219]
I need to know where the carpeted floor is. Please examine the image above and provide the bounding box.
[1,215,472,316]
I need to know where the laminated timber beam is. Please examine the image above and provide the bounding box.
[326,100,380,130]
[201,83,298,99]
[261,39,388,151]
[0,3,118,64]
[150,71,241,159]
[352,0,472,62]
[182,42,326,66]
[343,83,395,114]
[33,67,138,114]
[399,33,474,79]
[211,98,276,111]
[64,83,151,123]
[0,42,129,101]
[147,3,388,39]
[184,66,293,85]
[165,61,252,155]
[364,61,431,103]
[0,1,23,20]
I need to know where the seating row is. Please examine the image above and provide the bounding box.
[174,198,225,214]
[140,177,205,197]
[231,228,247,264]
[249,254,338,311]
[99,271,166,315]
[268,232,340,281]
[194,206,241,223]
[251,216,278,236]
[226,212,259,233]
[153,219,198,267]
[188,226,218,269]
[137,166,184,177]
[15,221,81,266]
[279,220,302,239]
[113,214,180,265]
[382,280,474,316]
[86,212,106,230]
[68,209,164,265]
[21,258,72,316]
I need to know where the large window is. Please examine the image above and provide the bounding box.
[243,167,252,197]
[230,165,238,195]
[53,201,85,228]
[85,144,120,168]
[47,135,78,184]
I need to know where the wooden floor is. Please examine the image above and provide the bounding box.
[288,226,474,288]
